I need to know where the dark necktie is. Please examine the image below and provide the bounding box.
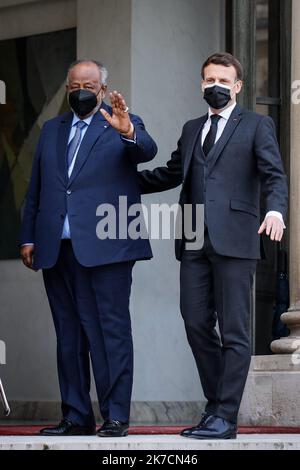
[203,114,221,156]
[67,120,87,172]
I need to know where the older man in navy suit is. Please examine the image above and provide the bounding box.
[20,60,157,437]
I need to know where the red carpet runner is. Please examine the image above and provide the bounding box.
[0,425,300,436]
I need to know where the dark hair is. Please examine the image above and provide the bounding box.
[201,52,244,81]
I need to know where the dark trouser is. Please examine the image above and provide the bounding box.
[180,230,256,423]
[42,240,134,427]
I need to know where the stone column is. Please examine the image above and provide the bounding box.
[271,0,300,355]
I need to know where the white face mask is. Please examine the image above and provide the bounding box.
[203,82,232,91]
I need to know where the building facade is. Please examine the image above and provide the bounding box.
[0,0,298,425]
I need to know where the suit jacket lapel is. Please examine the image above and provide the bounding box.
[68,103,111,186]
[57,111,73,185]
[183,115,207,178]
[206,104,243,177]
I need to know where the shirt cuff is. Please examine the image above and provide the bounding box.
[265,211,286,229]
[120,126,136,144]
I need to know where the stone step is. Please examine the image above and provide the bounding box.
[0,434,300,450]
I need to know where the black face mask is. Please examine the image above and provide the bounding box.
[203,84,232,110]
[68,88,100,117]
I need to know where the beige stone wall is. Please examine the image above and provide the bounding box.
[288,0,300,313]
[77,0,131,105]
[0,0,76,40]
[271,0,300,354]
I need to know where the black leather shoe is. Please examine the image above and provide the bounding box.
[180,412,211,437]
[39,419,96,436]
[183,415,237,440]
[97,420,129,437]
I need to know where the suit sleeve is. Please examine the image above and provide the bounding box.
[19,126,44,245]
[121,114,158,164]
[254,116,288,220]
[137,129,184,195]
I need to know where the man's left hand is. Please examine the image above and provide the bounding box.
[258,216,284,241]
[100,91,134,139]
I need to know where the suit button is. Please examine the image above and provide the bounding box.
[66,189,72,195]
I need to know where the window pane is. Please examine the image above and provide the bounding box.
[256,104,269,116]
[256,0,269,99]
[0,29,76,260]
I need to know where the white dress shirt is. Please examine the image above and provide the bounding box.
[201,102,237,146]
[202,102,285,227]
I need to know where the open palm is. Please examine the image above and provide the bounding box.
[100,91,133,137]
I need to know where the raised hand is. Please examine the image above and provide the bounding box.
[100,91,134,139]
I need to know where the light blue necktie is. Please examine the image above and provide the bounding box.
[67,120,87,171]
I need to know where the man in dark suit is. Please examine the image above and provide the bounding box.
[139,52,288,439]
[20,60,157,437]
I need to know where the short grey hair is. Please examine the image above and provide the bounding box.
[67,59,108,85]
